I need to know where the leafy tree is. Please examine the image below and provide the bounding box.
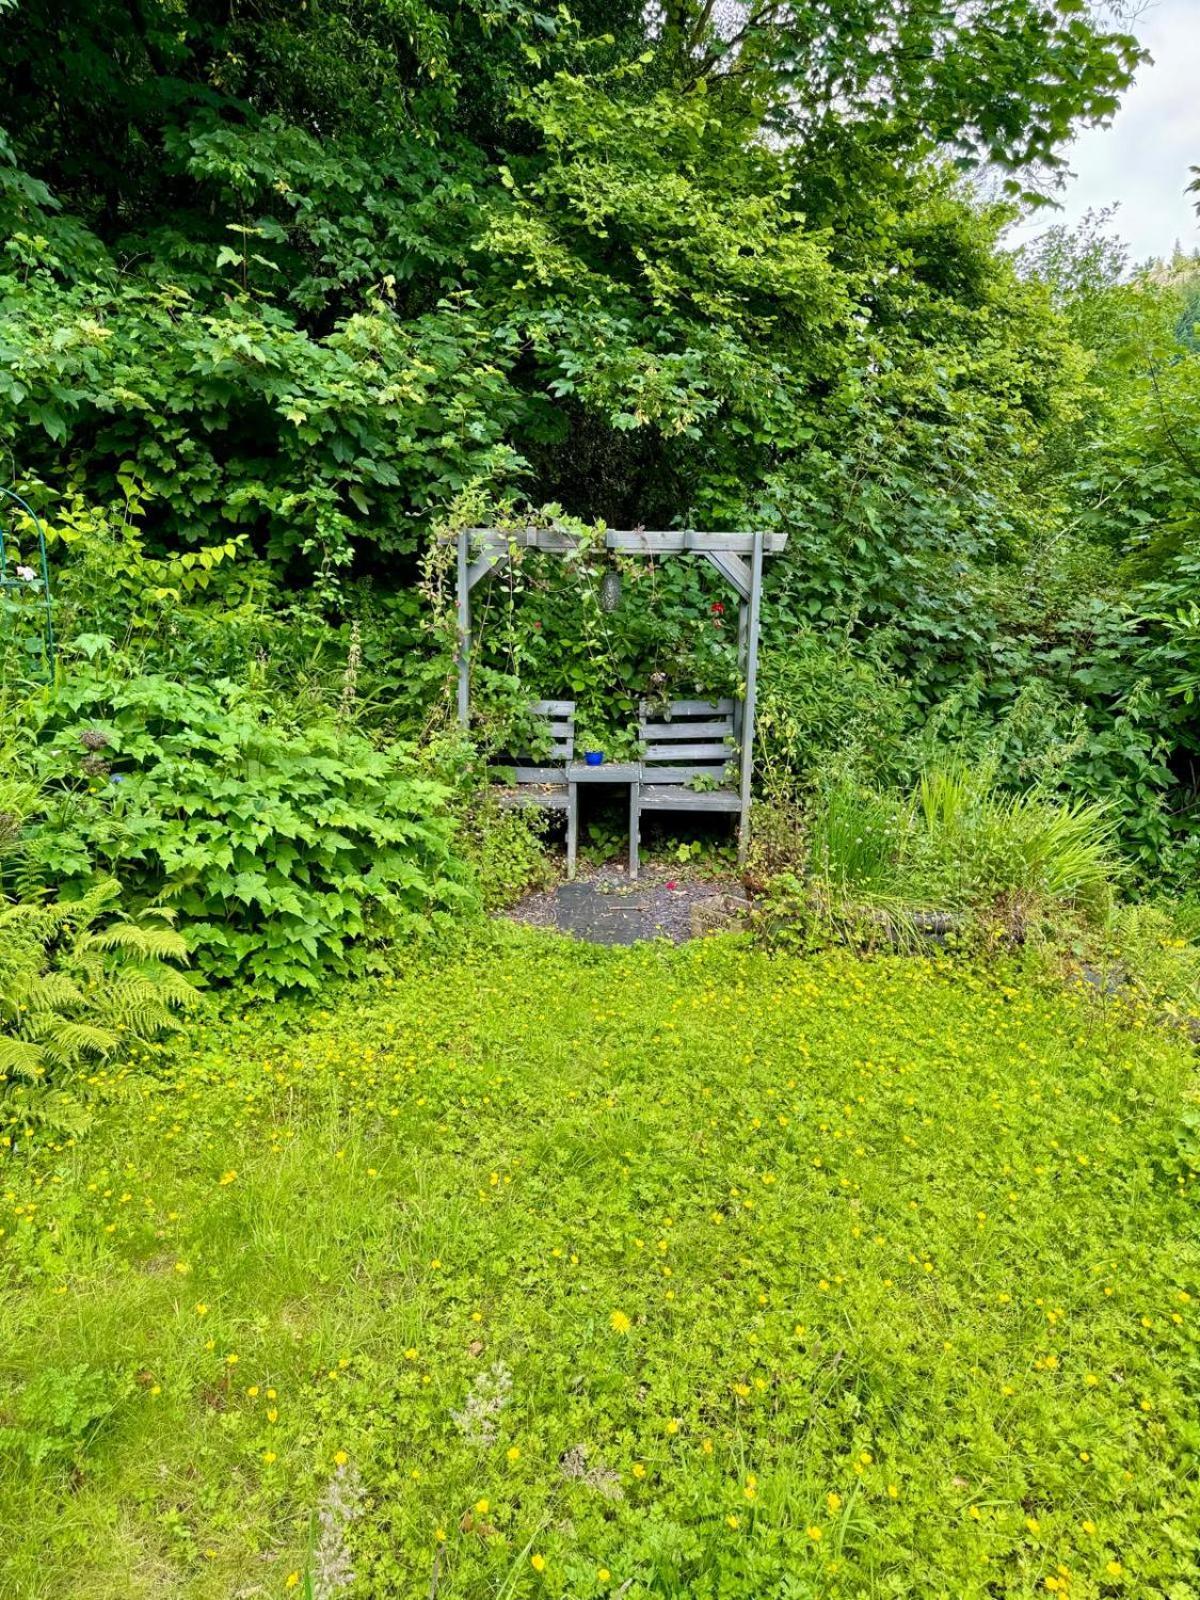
[3,0,1195,904]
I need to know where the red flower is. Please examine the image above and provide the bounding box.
[711,601,725,615]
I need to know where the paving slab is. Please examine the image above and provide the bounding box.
[503,864,750,945]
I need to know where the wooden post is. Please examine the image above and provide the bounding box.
[629,781,640,881]
[456,528,470,728]
[737,530,764,865]
[733,596,750,748]
[567,782,579,881]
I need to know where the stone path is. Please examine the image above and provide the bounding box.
[503,863,751,945]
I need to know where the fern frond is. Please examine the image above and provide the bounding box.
[139,904,180,927]
[7,972,85,1013]
[142,969,200,1009]
[8,1086,94,1136]
[91,977,183,1037]
[0,1036,46,1080]
[83,923,190,962]
[1,879,198,1099]
[36,1019,120,1061]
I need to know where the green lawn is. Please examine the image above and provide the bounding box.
[2,928,1198,1599]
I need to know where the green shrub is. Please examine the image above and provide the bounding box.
[911,762,1117,922]
[0,879,194,1136]
[755,622,914,793]
[21,673,479,991]
[763,760,1119,948]
[416,731,555,910]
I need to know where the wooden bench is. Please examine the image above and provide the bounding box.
[631,698,741,879]
[493,699,579,878]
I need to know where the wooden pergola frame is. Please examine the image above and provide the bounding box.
[453,526,787,860]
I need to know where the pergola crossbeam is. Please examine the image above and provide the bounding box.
[448,528,787,556]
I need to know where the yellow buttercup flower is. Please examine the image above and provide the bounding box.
[610,1310,632,1334]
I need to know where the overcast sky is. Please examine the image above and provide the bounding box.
[1009,0,1199,265]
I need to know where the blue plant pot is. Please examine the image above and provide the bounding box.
[584,751,605,766]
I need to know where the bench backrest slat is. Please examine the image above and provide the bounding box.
[638,698,738,780]
[498,700,575,768]
[528,700,574,760]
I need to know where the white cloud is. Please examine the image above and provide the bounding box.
[1010,0,1199,264]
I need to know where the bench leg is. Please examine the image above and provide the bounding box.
[629,782,640,880]
[567,783,578,880]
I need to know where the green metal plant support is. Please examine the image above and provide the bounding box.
[0,485,55,674]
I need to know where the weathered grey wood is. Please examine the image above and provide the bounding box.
[498,703,575,770]
[456,528,470,727]
[565,761,643,782]
[640,719,734,741]
[635,764,730,784]
[510,764,571,784]
[640,704,732,723]
[451,526,782,870]
[738,530,764,864]
[458,527,579,553]
[497,787,571,810]
[643,741,735,762]
[602,531,788,555]
[467,550,507,591]
[733,600,749,747]
[530,699,575,716]
[703,550,751,599]
[629,780,640,879]
[567,782,578,879]
[640,786,742,812]
[450,529,788,556]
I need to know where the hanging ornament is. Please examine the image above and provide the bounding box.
[600,567,622,613]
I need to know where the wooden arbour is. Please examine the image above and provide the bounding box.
[452,527,787,863]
